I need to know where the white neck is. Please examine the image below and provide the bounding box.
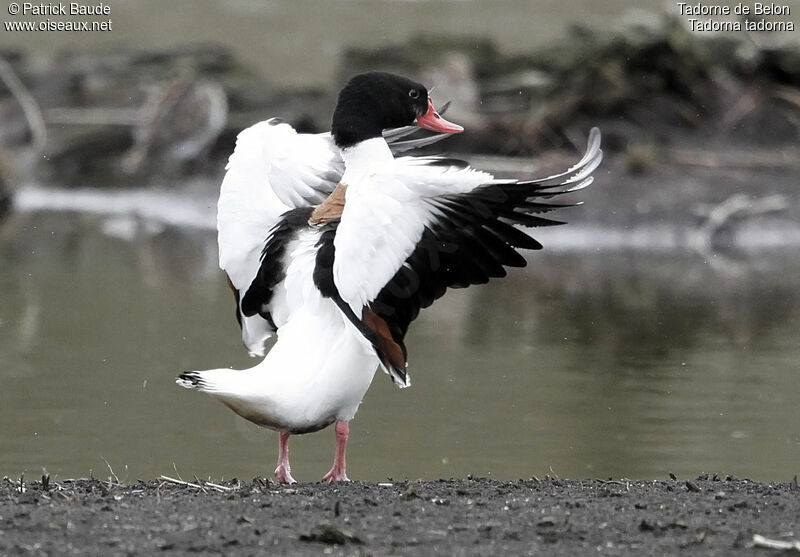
[340,137,393,183]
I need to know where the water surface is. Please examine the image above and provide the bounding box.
[2,0,799,483]
[2,208,798,483]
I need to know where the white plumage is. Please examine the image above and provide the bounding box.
[177,72,601,483]
[216,120,341,356]
[334,150,495,318]
[179,229,378,433]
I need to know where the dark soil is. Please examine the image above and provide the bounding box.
[2,475,798,555]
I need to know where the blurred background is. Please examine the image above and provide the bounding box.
[1,1,799,483]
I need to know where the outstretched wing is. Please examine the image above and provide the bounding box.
[330,128,602,385]
[217,118,451,356]
[216,119,341,355]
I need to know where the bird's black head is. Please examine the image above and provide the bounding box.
[331,72,460,148]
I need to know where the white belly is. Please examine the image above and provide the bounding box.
[211,303,379,433]
[197,227,380,433]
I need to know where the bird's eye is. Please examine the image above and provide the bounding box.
[408,89,420,99]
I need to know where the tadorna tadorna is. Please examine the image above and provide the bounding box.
[177,72,602,484]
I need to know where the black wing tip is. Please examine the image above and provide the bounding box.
[386,364,411,389]
[423,157,470,170]
[176,371,205,388]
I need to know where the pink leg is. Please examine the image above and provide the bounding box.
[274,432,297,484]
[322,420,350,482]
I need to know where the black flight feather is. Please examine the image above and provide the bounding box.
[369,176,587,350]
[241,207,314,322]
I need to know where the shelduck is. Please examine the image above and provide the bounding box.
[177,72,602,483]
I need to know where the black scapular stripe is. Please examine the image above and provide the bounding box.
[313,219,409,386]
[241,207,314,321]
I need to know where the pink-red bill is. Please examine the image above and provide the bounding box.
[416,98,464,134]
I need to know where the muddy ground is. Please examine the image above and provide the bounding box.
[2,475,798,556]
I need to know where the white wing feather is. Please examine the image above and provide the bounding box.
[333,162,493,317]
[216,118,457,356]
[217,120,341,291]
[216,119,341,355]
[332,128,602,319]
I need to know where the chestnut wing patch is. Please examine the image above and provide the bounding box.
[309,183,348,226]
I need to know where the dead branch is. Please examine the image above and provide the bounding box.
[691,193,789,272]
[158,474,204,490]
[694,193,788,236]
[751,534,800,551]
[102,458,121,486]
[775,86,800,111]
[158,474,231,493]
[202,480,234,492]
[0,56,46,151]
[44,107,142,126]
